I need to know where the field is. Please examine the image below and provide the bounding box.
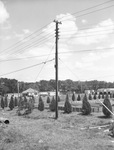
[0,95,114,150]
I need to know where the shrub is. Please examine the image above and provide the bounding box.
[38,96,44,111]
[14,97,18,107]
[77,94,81,101]
[102,94,104,99]
[72,93,75,101]
[4,95,8,107]
[9,96,14,110]
[49,96,56,111]
[102,94,112,117]
[64,94,72,113]
[1,96,4,109]
[47,96,50,103]
[58,96,61,102]
[93,94,96,100]
[88,94,92,100]
[82,94,91,115]
[98,94,101,99]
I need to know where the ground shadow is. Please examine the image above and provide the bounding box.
[98,115,112,119]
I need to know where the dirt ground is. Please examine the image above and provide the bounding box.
[0,106,114,150]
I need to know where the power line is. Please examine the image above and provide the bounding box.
[60,32,114,39]
[0,58,54,77]
[59,58,80,80]
[0,22,54,55]
[34,44,55,82]
[62,4,114,22]
[1,31,54,57]
[0,46,114,63]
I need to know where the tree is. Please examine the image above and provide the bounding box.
[38,96,44,111]
[98,94,101,99]
[102,94,112,117]
[1,96,4,109]
[58,96,61,102]
[102,93,104,99]
[64,94,72,113]
[88,94,92,100]
[47,96,50,103]
[82,94,91,115]
[14,97,18,107]
[49,96,56,111]
[4,95,8,107]
[77,94,81,101]
[72,93,75,101]
[93,94,97,100]
[9,95,14,110]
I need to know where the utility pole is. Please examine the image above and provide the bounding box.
[54,20,61,119]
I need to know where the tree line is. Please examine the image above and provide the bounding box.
[0,78,114,94]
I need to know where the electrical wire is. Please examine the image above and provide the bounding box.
[59,58,80,80]
[0,22,54,55]
[59,0,112,21]
[0,58,54,77]
[34,44,55,82]
[61,3,114,22]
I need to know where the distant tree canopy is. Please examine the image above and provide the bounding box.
[0,78,114,94]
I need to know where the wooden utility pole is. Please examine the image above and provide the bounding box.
[54,20,61,119]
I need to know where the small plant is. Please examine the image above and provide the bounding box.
[47,96,50,103]
[82,94,91,115]
[72,93,75,101]
[98,94,101,99]
[58,96,61,102]
[93,94,96,100]
[4,95,8,107]
[14,97,18,107]
[38,96,44,111]
[1,96,4,109]
[9,95,14,110]
[77,94,81,101]
[49,96,56,111]
[88,94,92,100]
[64,94,72,113]
[102,94,112,117]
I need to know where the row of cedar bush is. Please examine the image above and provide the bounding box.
[38,93,113,117]
[0,93,113,118]
[72,93,114,101]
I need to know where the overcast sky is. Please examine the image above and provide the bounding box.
[0,0,114,82]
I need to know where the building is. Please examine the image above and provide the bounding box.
[97,88,114,94]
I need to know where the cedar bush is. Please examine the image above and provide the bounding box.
[102,93,104,99]
[72,93,75,101]
[98,94,101,99]
[38,96,44,111]
[58,96,61,102]
[14,97,18,107]
[82,94,91,115]
[1,97,4,109]
[93,94,96,100]
[77,94,81,101]
[17,96,34,115]
[4,95,8,107]
[64,94,72,113]
[47,96,50,103]
[9,96,14,110]
[88,94,92,100]
[49,96,56,111]
[102,94,112,117]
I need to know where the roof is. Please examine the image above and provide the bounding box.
[22,88,38,94]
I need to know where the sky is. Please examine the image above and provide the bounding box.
[0,0,114,82]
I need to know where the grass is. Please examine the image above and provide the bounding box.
[0,105,114,150]
[1,95,114,150]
